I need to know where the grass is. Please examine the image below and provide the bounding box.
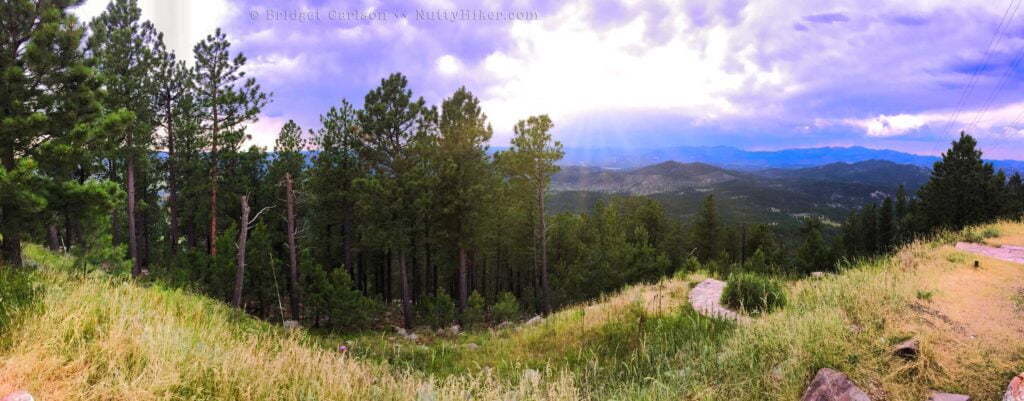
[1,221,1023,400]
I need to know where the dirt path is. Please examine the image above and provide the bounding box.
[688,279,748,322]
[955,242,1024,264]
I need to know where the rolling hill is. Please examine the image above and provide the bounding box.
[544,145,1024,173]
[548,160,925,225]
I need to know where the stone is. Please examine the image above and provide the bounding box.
[464,342,479,350]
[799,368,871,401]
[525,315,544,326]
[283,320,300,329]
[811,271,827,278]
[406,333,419,341]
[1,391,34,401]
[1005,373,1024,401]
[893,338,919,359]
[496,321,513,329]
[928,392,970,401]
[395,326,408,336]
[446,325,461,336]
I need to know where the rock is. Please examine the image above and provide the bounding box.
[525,315,544,326]
[811,271,826,278]
[446,324,461,336]
[406,333,419,341]
[893,338,919,359]
[799,368,871,401]
[928,392,970,401]
[1005,373,1024,401]
[283,320,300,329]
[464,342,479,350]
[496,321,513,329]
[1,391,34,401]
[395,326,408,336]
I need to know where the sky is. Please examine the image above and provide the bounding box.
[71,0,1024,159]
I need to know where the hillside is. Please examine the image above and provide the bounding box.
[549,160,916,224]
[756,160,931,190]
[548,145,1024,173]
[1,222,1023,400]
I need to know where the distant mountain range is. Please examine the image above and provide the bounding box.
[548,160,932,227]
[542,145,1024,173]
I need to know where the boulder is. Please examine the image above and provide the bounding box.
[799,368,871,401]
[395,326,408,336]
[495,321,513,329]
[811,271,827,278]
[893,338,919,359]
[928,392,970,401]
[283,320,300,329]
[524,315,544,326]
[464,342,479,350]
[1,391,34,401]
[1005,373,1024,401]
[446,325,461,336]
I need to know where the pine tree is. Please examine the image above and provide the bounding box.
[691,194,721,262]
[917,133,1001,230]
[1,0,94,267]
[796,218,832,274]
[87,0,160,277]
[309,101,363,283]
[193,28,269,256]
[271,120,306,320]
[496,115,563,316]
[153,36,192,256]
[437,87,494,318]
[877,197,895,252]
[356,73,433,329]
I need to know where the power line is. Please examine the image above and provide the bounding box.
[943,0,1020,135]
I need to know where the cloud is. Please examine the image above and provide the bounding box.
[802,12,850,24]
[72,0,239,62]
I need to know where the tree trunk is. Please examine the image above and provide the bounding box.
[458,246,468,317]
[166,100,180,256]
[47,224,61,252]
[209,93,220,256]
[127,154,141,278]
[399,251,412,330]
[538,185,551,315]
[343,211,353,276]
[232,195,250,308]
[285,172,301,320]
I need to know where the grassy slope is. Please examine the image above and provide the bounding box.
[1,222,1023,400]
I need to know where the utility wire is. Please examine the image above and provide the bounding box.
[943,0,1020,135]
[967,0,1024,132]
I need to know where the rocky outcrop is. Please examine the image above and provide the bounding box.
[1005,373,1024,401]
[688,279,747,322]
[799,368,871,401]
[955,243,1024,265]
[929,392,970,401]
[893,338,919,360]
[1,391,34,401]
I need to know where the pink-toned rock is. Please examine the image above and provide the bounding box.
[1005,373,1024,401]
[929,392,970,401]
[800,368,871,401]
[1,391,34,401]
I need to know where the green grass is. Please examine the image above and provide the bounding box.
[2,222,1023,400]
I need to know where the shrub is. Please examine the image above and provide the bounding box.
[721,272,786,314]
[491,292,520,323]
[416,293,456,329]
[462,291,486,328]
[304,264,378,330]
[0,268,39,334]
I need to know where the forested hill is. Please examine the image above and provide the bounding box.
[536,145,1024,173]
[548,160,929,224]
